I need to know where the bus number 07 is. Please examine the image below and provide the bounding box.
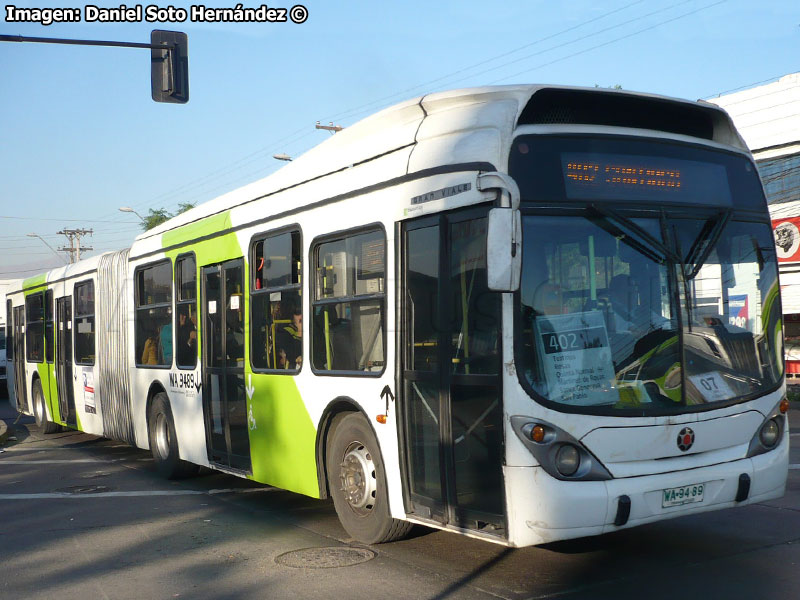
[700,377,719,392]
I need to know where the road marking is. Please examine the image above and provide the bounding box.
[0,487,278,499]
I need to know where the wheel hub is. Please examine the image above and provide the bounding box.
[34,387,44,424]
[340,441,377,515]
[154,413,171,459]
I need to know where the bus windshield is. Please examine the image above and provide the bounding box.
[512,136,781,415]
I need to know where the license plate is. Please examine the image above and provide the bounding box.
[662,483,705,508]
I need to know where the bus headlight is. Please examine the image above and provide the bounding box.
[511,416,612,481]
[746,399,786,458]
[759,418,780,448]
[555,444,580,476]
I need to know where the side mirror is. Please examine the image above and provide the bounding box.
[487,208,522,292]
[151,30,189,104]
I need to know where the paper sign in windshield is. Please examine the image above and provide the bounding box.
[688,372,734,402]
[535,311,616,406]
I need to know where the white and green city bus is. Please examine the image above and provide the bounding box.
[5,85,790,547]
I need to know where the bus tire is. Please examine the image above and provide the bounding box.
[326,412,412,544]
[148,393,196,479]
[33,379,59,434]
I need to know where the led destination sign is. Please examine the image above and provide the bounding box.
[566,162,681,189]
[560,153,731,205]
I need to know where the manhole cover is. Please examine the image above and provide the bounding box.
[275,547,375,569]
[55,485,113,494]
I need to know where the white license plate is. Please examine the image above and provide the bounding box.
[662,483,705,508]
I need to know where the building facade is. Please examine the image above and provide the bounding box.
[710,73,800,375]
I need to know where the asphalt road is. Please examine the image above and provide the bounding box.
[1,394,798,600]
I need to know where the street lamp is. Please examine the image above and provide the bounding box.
[27,232,67,263]
[119,206,145,221]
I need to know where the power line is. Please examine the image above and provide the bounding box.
[735,112,800,130]
[91,125,317,221]
[705,74,792,99]
[322,0,656,124]
[88,1,692,223]
[0,265,63,276]
[487,0,728,85]
[8,0,734,233]
[0,215,138,224]
[707,84,799,109]
[727,98,800,119]
[329,0,700,124]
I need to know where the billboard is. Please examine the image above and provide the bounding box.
[773,217,800,263]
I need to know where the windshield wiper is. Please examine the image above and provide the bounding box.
[685,209,732,280]
[587,205,680,264]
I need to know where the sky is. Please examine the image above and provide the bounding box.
[1,0,798,278]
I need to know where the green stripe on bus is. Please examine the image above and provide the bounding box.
[22,273,47,289]
[248,373,319,497]
[163,211,320,497]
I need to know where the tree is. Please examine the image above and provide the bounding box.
[141,208,171,231]
[140,203,196,231]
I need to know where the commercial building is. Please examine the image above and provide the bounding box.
[709,73,800,376]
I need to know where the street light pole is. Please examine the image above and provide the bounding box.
[27,233,68,264]
[119,206,146,221]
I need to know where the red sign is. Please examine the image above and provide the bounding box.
[773,217,800,263]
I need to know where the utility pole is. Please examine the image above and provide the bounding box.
[57,228,93,263]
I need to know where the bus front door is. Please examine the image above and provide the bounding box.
[56,296,76,425]
[401,208,506,533]
[201,260,252,472]
[12,305,28,413]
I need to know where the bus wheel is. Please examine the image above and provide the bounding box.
[148,393,195,479]
[327,412,412,544]
[33,379,59,434]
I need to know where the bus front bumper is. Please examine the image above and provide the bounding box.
[504,433,789,548]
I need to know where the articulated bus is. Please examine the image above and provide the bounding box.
[5,85,789,546]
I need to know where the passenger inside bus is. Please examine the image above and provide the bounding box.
[141,327,160,365]
[607,274,663,336]
[277,307,302,369]
[176,311,197,365]
[159,322,173,364]
[532,281,564,317]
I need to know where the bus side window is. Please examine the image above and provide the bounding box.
[311,228,385,374]
[134,262,172,368]
[25,292,45,363]
[175,254,198,369]
[250,229,302,373]
[74,280,96,365]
